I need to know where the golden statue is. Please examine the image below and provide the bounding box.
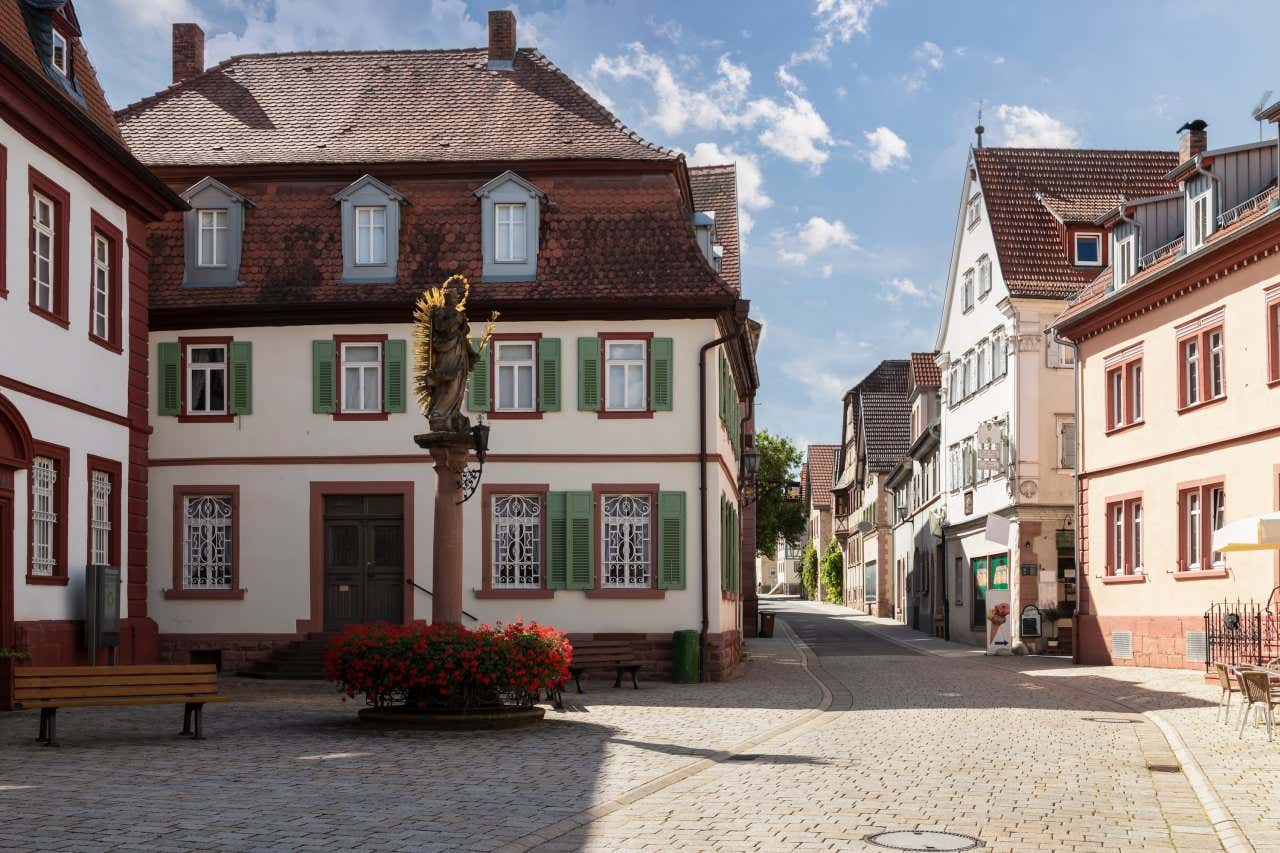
[413,275,497,433]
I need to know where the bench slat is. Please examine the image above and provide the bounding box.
[15,683,220,701]
[15,674,219,689]
[18,665,217,677]
[16,695,230,710]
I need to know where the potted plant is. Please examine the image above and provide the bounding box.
[1038,603,1062,652]
[0,647,31,711]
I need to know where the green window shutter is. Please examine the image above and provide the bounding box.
[720,496,729,592]
[157,342,181,416]
[546,492,568,590]
[650,337,674,412]
[539,338,562,412]
[577,337,601,411]
[229,341,253,415]
[312,340,336,414]
[731,506,741,594]
[383,339,406,413]
[466,337,490,413]
[566,490,595,589]
[657,491,686,590]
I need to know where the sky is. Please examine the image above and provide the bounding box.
[79,0,1280,450]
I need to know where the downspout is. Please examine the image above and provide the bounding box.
[1051,329,1081,664]
[699,330,736,682]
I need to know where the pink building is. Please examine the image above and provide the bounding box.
[1054,115,1280,669]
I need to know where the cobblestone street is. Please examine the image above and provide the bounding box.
[3,600,1278,851]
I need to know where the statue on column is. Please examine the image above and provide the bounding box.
[413,275,497,434]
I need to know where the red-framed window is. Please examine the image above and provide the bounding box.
[179,335,234,423]
[167,484,243,599]
[1267,289,1280,385]
[28,168,70,328]
[488,333,545,420]
[87,212,123,353]
[586,482,664,598]
[0,145,7,299]
[477,483,552,599]
[27,440,70,585]
[1104,494,1143,576]
[1105,353,1144,432]
[1178,479,1226,573]
[85,455,121,568]
[1177,313,1226,411]
[599,332,654,419]
[334,334,389,422]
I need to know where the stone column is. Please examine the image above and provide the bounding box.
[428,443,469,625]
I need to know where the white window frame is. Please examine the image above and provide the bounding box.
[494,340,537,413]
[1186,490,1202,570]
[353,205,387,266]
[197,209,228,268]
[1132,502,1143,574]
[976,344,989,388]
[1184,338,1201,406]
[1208,330,1224,400]
[1074,232,1103,267]
[90,470,112,566]
[340,342,383,414]
[601,493,652,589]
[186,344,228,416]
[1210,486,1226,568]
[1112,504,1125,573]
[966,194,981,229]
[494,202,528,263]
[183,495,234,590]
[1116,236,1135,286]
[1131,362,1143,422]
[491,494,543,589]
[50,30,68,76]
[1109,368,1124,429]
[1189,190,1213,251]
[605,339,647,412]
[32,191,55,312]
[991,330,1007,379]
[92,233,110,341]
[30,456,58,577]
[962,269,975,312]
[977,255,992,298]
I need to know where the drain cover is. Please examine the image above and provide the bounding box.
[1147,763,1182,773]
[864,830,984,851]
[1083,716,1139,724]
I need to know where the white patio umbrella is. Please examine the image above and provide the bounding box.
[1211,511,1280,553]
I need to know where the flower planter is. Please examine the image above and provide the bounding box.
[357,705,545,730]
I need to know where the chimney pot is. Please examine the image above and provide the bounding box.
[172,23,205,84]
[488,10,516,68]
[1178,118,1208,164]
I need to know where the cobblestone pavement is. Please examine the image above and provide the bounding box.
[5,603,1271,851]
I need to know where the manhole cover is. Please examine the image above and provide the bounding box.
[864,830,985,851]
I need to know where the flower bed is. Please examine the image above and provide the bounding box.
[324,621,571,712]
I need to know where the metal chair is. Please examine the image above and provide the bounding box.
[1214,663,1241,724]
[1237,670,1277,742]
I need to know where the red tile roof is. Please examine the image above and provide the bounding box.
[973,148,1179,299]
[909,352,941,389]
[117,48,676,167]
[147,172,736,315]
[688,164,740,291]
[0,1,123,142]
[805,445,839,508]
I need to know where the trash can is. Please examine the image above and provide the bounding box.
[758,611,776,638]
[671,629,700,683]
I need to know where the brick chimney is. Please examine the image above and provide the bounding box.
[488,10,516,69]
[172,23,205,85]
[1178,119,1209,163]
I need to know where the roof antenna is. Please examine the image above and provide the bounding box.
[1253,89,1274,141]
[975,98,985,149]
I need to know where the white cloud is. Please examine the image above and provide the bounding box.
[993,104,1081,147]
[790,0,883,65]
[992,55,1006,65]
[903,41,943,92]
[108,0,200,29]
[777,65,803,92]
[862,126,909,172]
[648,17,683,43]
[820,264,833,279]
[592,45,837,172]
[774,216,856,264]
[917,41,944,70]
[689,142,773,215]
[878,277,933,304]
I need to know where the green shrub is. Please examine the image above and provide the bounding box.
[821,538,844,604]
[800,542,819,600]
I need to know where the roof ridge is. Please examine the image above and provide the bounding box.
[976,146,1179,155]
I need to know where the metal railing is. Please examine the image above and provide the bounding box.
[1138,235,1183,270]
[1204,586,1280,671]
[1217,185,1277,230]
[405,578,479,622]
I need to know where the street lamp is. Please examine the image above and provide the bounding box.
[456,417,490,504]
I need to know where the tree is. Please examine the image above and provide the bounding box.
[821,538,844,605]
[753,430,806,558]
[800,542,819,601]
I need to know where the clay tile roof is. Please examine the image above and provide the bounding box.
[116,48,677,167]
[0,1,123,142]
[861,392,911,473]
[805,445,839,508]
[909,352,941,389]
[973,147,1179,299]
[688,164,740,290]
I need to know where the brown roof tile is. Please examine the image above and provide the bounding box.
[909,352,940,389]
[805,444,839,508]
[974,148,1179,299]
[688,164,740,291]
[117,48,676,167]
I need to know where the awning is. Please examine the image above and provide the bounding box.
[1211,512,1280,553]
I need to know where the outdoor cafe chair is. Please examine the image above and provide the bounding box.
[1236,670,1278,742]
[1214,663,1242,724]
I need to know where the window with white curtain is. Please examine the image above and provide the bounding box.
[495,341,536,412]
[197,209,228,268]
[354,206,387,265]
[187,345,227,415]
[341,343,383,413]
[495,203,527,262]
[605,340,647,411]
[492,494,542,588]
[601,494,651,588]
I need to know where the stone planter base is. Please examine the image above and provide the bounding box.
[356,705,545,731]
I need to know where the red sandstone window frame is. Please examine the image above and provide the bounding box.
[167,484,244,600]
[586,482,663,599]
[1104,352,1144,434]
[333,333,389,422]
[178,335,235,423]
[0,145,6,299]
[477,483,552,599]
[1176,477,1226,578]
[27,440,70,586]
[1176,317,1226,413]
[1102,492,1143,580]
[487,333,543,421]
[85,455,121,569]
[28,168,71,328]
[87,211,124,354]
[598,332,654,420]
[1267,290,1280,386]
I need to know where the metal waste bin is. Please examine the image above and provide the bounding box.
[759,611,776,638]
[671,629,700,683]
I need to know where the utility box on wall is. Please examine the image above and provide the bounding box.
[85,565,121,664]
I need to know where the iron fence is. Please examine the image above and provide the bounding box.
[1203,586,1280,671]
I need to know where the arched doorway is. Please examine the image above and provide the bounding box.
[0,392,34,652]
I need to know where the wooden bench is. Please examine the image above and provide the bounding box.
[12,664,227,746]
[567,641,643,694]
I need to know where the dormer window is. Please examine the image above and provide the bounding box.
[1188,189,1213,251]
[50,30,68,76]
[334,175,404,284]
[1115,235,1135,286]
[1074,233,1102,266]
[197,210,228,268]
[475,171,545,282]
[180,178,253,288]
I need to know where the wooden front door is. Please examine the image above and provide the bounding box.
[323,494,404,631]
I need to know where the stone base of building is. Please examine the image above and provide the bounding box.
[15,617,157,666]
[706,629,742,681]
[158,633,300,673]
[1076,614,1207,670]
